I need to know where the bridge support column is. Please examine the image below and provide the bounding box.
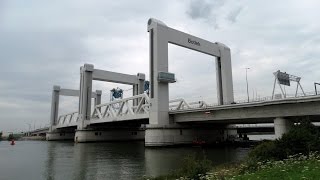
[74,128,145,143]
[224,129,238,141]
[274,117,293,139]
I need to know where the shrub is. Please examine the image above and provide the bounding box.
[248,140,278,161]
[174,153,212,180]
[248,120,320,162]
[278,120,320,157]
[142,153,212,180]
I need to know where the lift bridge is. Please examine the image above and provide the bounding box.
[47,18,320,146]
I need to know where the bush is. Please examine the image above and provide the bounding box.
[174,153,212,179]
[248,140,278,161]
[278,120,320,157]
[248,120,320,162]
[143,153,212,180]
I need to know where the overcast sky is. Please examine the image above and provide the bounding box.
[1,0,320,132]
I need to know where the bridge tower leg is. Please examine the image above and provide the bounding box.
[75,64,93,142]
[50,85,60,127]
[46,86,60,140]
[274,117,293,139]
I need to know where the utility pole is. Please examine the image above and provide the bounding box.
[245,67,250,102]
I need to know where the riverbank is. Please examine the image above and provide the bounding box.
[207,152,320,179]
[145,120,320,179]
[144,152,320,180]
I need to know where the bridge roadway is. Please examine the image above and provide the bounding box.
[56,94,320,127]
[52,94,320,142]
[170,95,320,124]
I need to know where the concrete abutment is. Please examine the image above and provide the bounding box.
[46,131,75,141]
[145,125,225,147]
[74,128,145,143]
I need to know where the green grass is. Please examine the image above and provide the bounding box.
[233,159,320,180]
[205,153,320,180]
[145,153,320,180]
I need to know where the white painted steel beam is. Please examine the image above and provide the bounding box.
[92,69,142,85]
[60,89,97,98]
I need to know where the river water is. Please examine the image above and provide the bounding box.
[0,141,250,180]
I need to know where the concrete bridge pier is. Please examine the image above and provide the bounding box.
[145,125,226,146]
[46,129,75,141]
[145,125,190,146]
[74,128,145,143]
[274,117,293,139]
[224,129,238,141]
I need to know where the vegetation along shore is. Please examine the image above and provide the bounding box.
[144,119,320,180]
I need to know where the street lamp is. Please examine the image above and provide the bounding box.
[245,68,250,102]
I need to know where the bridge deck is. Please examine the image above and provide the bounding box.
[55,95,320,129]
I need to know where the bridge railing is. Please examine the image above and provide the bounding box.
[55,91,320,127]
[169,98,208,110]
[57,111,79,125]
[169,91,320,111]
[235,91,320,104]
[91,93,150,120]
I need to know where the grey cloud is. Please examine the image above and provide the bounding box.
[187,0,213,19]
[186,0,225,29]
[227,7,243,23]
[187,0,225,19]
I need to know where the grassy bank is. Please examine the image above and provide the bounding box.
[144,152,320,180]
[208,152,320,180]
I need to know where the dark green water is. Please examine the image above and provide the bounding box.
[0,141,250,180]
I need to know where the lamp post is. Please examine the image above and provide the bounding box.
[245,68,250,102]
